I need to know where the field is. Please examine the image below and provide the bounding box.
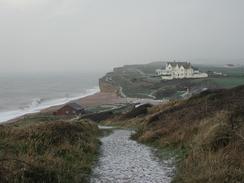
[198,65,244,88]
[197,65,244,77]
[210,77,244,88]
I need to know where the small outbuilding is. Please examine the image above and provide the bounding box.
[54,103,85,116]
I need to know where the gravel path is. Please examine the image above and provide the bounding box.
[90,129,173,183]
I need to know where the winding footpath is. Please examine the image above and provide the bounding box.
[91,128,174,183]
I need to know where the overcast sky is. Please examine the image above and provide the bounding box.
[0,0,243,73]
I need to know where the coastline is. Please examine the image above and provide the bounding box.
[4,92,164,124]
[3,91,130,124]
[1,75,165,124]
[42,92,127,113]
[0,87,100,124]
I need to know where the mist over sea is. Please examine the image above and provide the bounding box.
[0,72,104,123]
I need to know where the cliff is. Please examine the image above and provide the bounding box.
[99,77,120,96]
[99,62,244,100]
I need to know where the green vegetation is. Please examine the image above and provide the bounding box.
[0,114,100,183]
[101,62,244,99]
[197,65,244,77]
[211,77,244,88]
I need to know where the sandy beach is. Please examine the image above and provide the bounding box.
[42,92,127,112]
[43,92,165,112]
[5,91,164,124]
[4,92,126,124]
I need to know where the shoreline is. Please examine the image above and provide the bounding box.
[3,91,127,124]
[1,88,165,125]
[0,87,99,124]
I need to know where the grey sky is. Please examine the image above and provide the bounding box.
[0,0,243,73]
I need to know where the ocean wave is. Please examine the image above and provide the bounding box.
[0,87,99,123]
[26,98,45,109]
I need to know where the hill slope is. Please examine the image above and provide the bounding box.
[134,86,244,183]
[0,115,100,183]
[99,62,244,99]
[106,85,244,183]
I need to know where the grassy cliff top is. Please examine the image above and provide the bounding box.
[100,62,244,99]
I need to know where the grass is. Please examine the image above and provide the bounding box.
[139,86,244,183]
[211,77,244,88]
[108,85,244,183]
[197,65,244,77]
[102,63,244,100]
[171,111,244,183]
[0,114,100,183]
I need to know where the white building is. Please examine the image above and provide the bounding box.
[156,62,208,80]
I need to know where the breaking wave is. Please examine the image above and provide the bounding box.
[0,87,99,123]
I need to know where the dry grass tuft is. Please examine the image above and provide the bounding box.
[132,85,244,183]
[0,115,100,183]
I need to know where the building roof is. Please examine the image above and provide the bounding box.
[66,103,84,110]
[167,62,192,69]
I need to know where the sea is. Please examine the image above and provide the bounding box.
[0,72,104,123]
